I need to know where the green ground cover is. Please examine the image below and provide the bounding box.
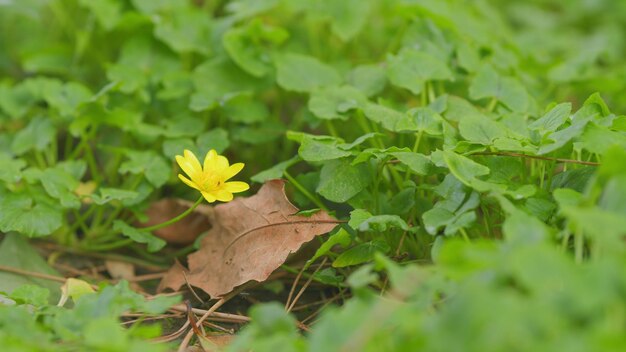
[1,0,626,350]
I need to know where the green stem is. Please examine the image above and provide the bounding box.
[575,227,584,264]
[404,131,423,181]
[459,228,471,242]
[487,97,498,112]
[100,174,144,230]
[427,81,436,103]
[284,171,328,211]
[34,151,47,168]
[325,120,339,138]
[71,209,90,237]
[142,196,204,232]
[84,239,134,252]
[83,140,101,183]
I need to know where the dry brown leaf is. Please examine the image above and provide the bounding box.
[158,180,340,298]
[140,199,212,245]
[105,260,135,280]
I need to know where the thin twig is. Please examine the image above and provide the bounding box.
[472,151,600,166]
[285,265,306,310]
[182,270,205,304]
[291,290,344,312]
[169,304,250,323]
[177,287,247,352]
[0,264,67,283]
[301,289,347,325]
[287,257,328,312]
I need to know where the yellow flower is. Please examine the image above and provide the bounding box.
[176,149,249,203]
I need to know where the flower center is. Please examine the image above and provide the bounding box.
[201,174,223,191]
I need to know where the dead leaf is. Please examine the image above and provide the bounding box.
[105,260,135,280]
[140,199,213,245]
[198,334,234,351]
[158,180,340,298]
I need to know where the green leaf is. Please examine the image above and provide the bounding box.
[11,116,55,155]
[251,156,299,183]
[551,167,595,192]
[197,128,230,154]
[0,234,62,303]
[190,58,270,111]
[0,193,63,237]
[348,209,372,230]
[333,240,390,267]
[223,20,288,77]
[422,207,455,235]
[390,152,433,175]
[275,53,341,93]
[306,228,352,269]
[316,0,371,41]
[153,7,212,55]
[529,103,571,134]
[363,103,416,132]
[232,121,285,145]
[41,80,92,117]
[0,80,40,119]
[442,150,502,193]
[91,188,140,205]
[408,107,445,136]
[317,158,372,202]
[79,0,121,30]
[347,64,387,97]
[113,221,166,252]
[222,95,270,124]
[162,138,196,161]
[298,136,351,162]
[84,318,128,350]
[9,284,50,306]
[579,123,626,155]
[538,119,588,155]
[308,85,367,120]
[119,150,169,188]
[387,48,453,95]
[469,65,530,112]
[458,113,508,145]
[39,167,81,209]
[0,154,26,183]
[357,215,409,232]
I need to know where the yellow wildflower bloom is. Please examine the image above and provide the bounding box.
[176,149,249,203]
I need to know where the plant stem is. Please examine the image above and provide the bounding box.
[575,227,584,264]
[325,120,338,138]
[84,239,134,251]
[284,171,328,211]
[142,196,204,232]
[487,97,498,112]
[404,131,423,181]
[459,228,471,242]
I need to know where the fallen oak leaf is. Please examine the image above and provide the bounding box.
[158,179,342,298]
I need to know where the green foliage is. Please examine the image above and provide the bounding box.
[0,281,179,351]
[1,0,626,349]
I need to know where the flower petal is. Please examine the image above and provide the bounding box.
[213,189,234,202]
[222,181,249,193]
[203,149,230,173]
[176,150,202,180]
[178,174,200,190]
[201,191,217,203]
[222,163,245,181]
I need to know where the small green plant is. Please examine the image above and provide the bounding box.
[1,0,626,350]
